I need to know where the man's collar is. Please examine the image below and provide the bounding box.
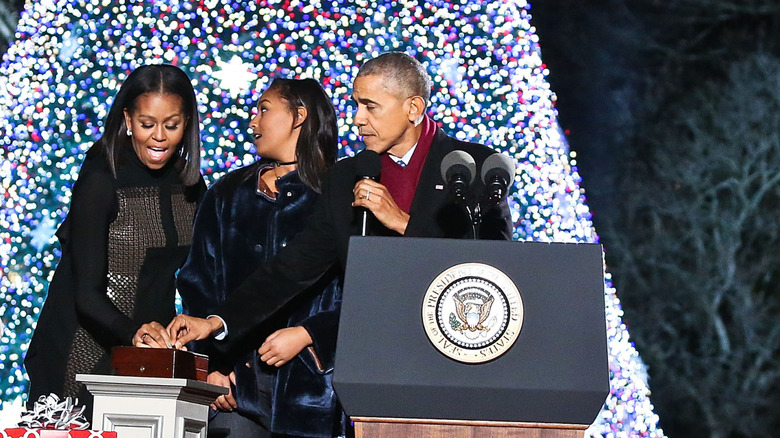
[388,143,418,167]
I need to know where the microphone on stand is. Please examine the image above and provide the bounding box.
[440,150,476,205]
[441,150,479,238]
[481,153,516,205]
[354,149,382,236]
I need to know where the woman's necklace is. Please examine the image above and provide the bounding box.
[259,160,298,197]
[272,160,298,180]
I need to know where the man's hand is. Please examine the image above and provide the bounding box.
[167,314,223,349]
[207,371,238,412]
[352,179,410,235]
[132,321,175,349]
[258,326,312,367]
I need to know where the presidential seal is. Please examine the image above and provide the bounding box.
[422,263,523,363]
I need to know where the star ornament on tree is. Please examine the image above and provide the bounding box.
[212,55,256,97]
[28,217,57,253]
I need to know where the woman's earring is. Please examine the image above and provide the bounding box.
[127,128,132,136]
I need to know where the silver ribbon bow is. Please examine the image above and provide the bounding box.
[18,394,90,430]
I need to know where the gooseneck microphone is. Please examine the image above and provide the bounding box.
[481,153,516,205]
[354,149,382,236]
[440,150,477,205]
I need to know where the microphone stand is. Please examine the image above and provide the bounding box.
[449,173,482,240]
[467,202,482,240]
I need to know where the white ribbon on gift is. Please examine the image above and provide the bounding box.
[18,394,89,430]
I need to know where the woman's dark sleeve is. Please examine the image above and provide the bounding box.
[216,179,340,351]
[296,283,342,374]
[69,168,139,344]
[178,186,225,318]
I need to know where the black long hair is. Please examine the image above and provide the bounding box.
[265,78,338,192]
[94,64,202,185]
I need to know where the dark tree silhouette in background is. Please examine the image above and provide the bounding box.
[536,1,780,436]
[613,52,780,437]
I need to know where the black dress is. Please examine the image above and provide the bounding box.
[24,146,204,412]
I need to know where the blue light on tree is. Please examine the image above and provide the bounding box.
[0,1,663,435]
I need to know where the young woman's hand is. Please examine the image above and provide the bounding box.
[257,326,312,367]
[208,371,238,412]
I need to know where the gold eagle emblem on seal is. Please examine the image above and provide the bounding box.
[422,263,524,363]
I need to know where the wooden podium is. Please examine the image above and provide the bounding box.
[334,237,609,437]
[352,417,588,438]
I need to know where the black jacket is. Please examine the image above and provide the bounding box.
[177,162,345,437]
[215,128,512,352]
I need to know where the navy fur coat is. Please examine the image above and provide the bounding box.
[177,161,345,437]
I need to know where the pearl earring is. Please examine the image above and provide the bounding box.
[127,128,132,136]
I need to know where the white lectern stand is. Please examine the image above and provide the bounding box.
[77,374,228,438]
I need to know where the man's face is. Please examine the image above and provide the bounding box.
[351,74,415,156]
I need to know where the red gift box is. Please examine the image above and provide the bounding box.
[1,429,68,438]
[2,430,117,438]
[67,432,117,438]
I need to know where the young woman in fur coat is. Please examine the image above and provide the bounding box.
[170,78,346,438]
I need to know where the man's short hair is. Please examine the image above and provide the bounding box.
[356,52,432,105]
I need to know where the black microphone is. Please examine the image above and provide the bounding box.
[481,153,516,204]
[440,150,476,204]
[354,149,382,236]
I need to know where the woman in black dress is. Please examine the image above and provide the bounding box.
[24,64,205,416]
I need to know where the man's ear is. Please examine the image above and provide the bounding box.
[293,106,308,129]
[407,96,426,122]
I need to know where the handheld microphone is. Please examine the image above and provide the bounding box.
[440,150,476,204]
[354,149,382,236]
[481,153,516,204]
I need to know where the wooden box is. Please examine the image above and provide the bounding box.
[110,346,209,381]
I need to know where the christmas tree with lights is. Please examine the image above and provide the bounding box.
[0,0,663,435]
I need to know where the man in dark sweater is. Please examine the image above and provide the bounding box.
[157,52,513,354]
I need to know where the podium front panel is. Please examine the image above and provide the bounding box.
[334,237,608,425]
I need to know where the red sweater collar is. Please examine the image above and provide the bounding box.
[380,116,437,214]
